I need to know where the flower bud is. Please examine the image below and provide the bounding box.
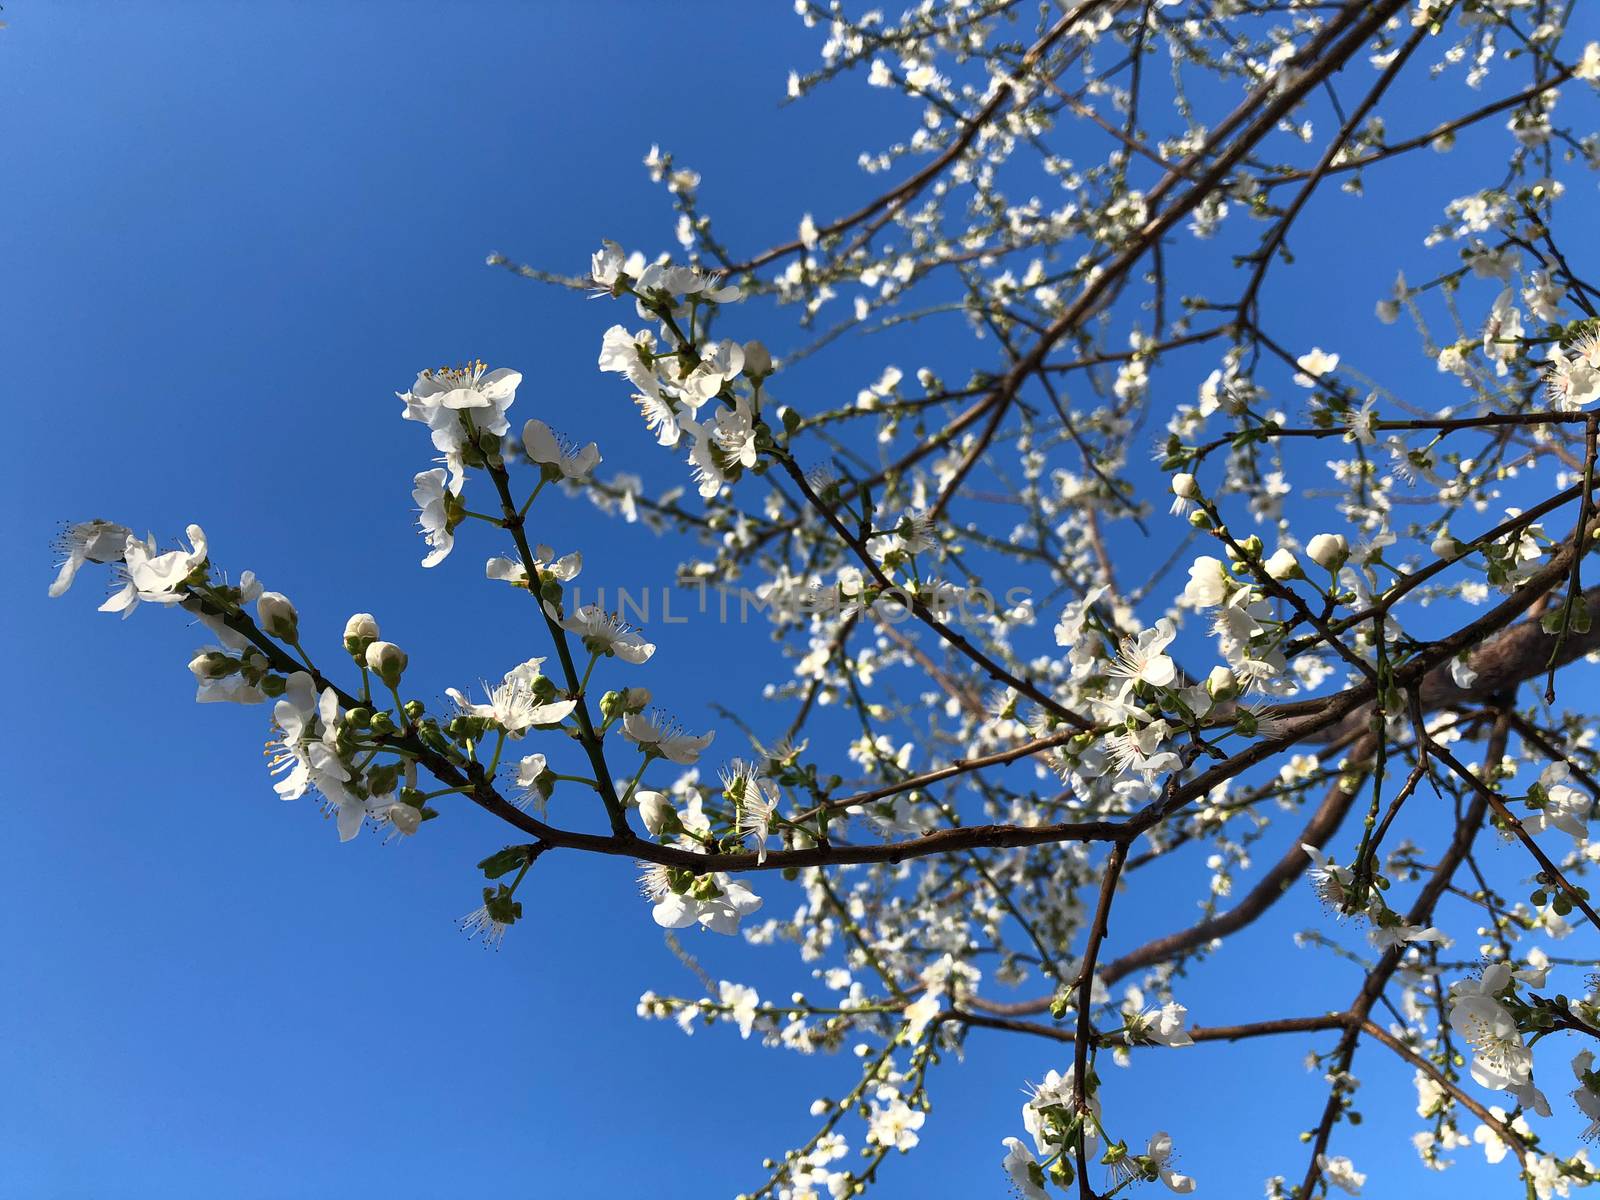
[343,612,380,657]
[636,789,682,836]
[1205,665,1238,701]
[1171,472,1200,500]
[365,640,408,687]
[1264,548,1301,581]
[1306,533,1349,571]
[367,761,401,796]
[188,651,235,680]
[742,339,774,378]
[257,591,299,641]
[1431,532,1465,561]
[1225,534,1263,562]
[601,686,652,718]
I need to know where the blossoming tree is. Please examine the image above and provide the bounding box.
[50,2,1600,1196]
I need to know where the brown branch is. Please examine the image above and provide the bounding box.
[976,732,1378,1017]
[1425,735,1600,931]
[1073,840,1128,1200]
[1298,712,1510,1194]
[1237,22,1429,321]
[924,0,1412,517]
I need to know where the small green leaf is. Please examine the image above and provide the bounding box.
[478,846,529,879]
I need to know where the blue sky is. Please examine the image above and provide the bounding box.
[6,3,1600,1197]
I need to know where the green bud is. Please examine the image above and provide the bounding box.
[364,640,408,687]
[367,762,401,795]
[343,613,380,657]
[188,651,236,681]
[1227,534,1264,561]
[1205,665,1238,701]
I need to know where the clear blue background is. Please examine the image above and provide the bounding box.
[5,4,1597,1197]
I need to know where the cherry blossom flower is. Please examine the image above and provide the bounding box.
[1054,584,1107,649]
[1182,556,1232,608]
[486,545,581,587]
[1513,947,1552,988]
[679,339,745,409]
[1368,921,1448,952]
[718,981,761,1039]
[1109,619,1178,689]
[1449,964,1544,1110]
[1294,346,1340,387]
[48,519,130,598]
[599,324,662,395]
[865,1090,925,1152]
[1147,1132,1196,1193]
[1168,471,1201,516]
[400,361,521,467]
[1302,843,1355,911]
[1000,1137,1048,1200]
[1344,395,1378,445]
[513,752,554,815]
[100,525,209,615]
[1023,1066,1100,1158]
[1546,339,1600,411]
[589,240,642,295]
[1577,42,1600,83]
[1527,1154,1576,1200]
[682,393,759,499]
[523,418,600,481]
[446,658,577,735]
[1571,1051,1600,1141]
[1107,717,1182,779]
[1316,1154,1365,1195]
[623,711,715,764]
[1526,763,1590,843]
[413,468,461,568]
[1123,997,1195,1047]
[459,888,521,949]
[266,673,386,842]
[1472,1105,1531,1164]
[724,760,780,863]
[553,603,655,663]
[639,864,761,934]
